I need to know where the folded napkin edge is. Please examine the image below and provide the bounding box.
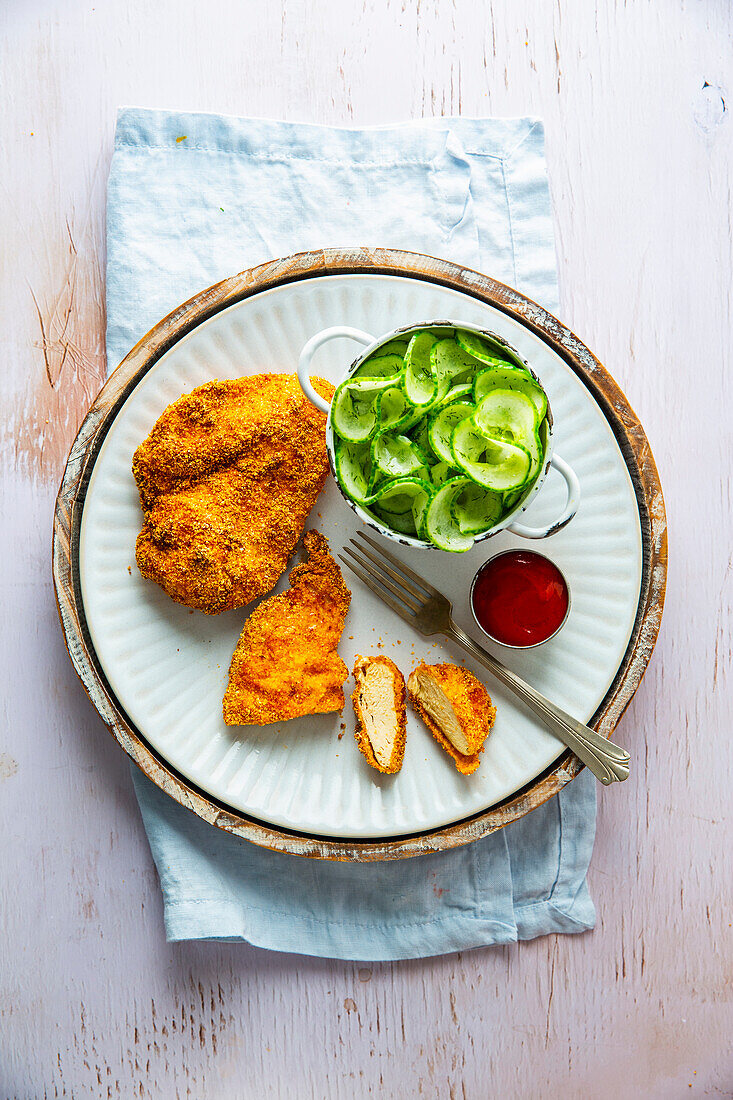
[113,106,543,165]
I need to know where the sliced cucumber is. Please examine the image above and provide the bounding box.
[428,401,474,465]
[334,438,372,503]
[331,385,379,442]
[373,339,409,358]
[456,329,521,368]
[451,481,504,535]
[424,478,475,552]
[353,353,405,380]
[473,389,542,481]
[366,461,388,498]
[376,386,408,429]
[331,326,547,550]
[430,460,461,487]
[390,405,424,434]
[372,505,417,536]
[412,485,432,538]
[371,477,433,539]
[452,419,531,491]
[435,382,473,408]
[503,488,524,511]
[340,374,401,395]
[431,339,481,382]
[407,415,433,458]
[474,388,539,439]
[473,366,547,420]
[431,369,453,409]
[372,431,428,479]
[404,331,438,406]
[371,486,413,514]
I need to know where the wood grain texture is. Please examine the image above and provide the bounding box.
[1,0,731,1097]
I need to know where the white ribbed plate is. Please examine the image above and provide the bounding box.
[80,274,642,839]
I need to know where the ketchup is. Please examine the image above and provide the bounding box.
[471,550,569,647]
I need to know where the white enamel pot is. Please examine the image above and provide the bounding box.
[297,319,580,550]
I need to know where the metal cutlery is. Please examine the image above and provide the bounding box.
[339,531,630,785]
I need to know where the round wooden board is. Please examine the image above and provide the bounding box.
[52,248,667,861]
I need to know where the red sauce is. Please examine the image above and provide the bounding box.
[471,551,569,647]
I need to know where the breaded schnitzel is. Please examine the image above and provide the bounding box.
[352,655,406,774]
[223,531,351,726]
[407,662,496,774]
[133,374,333,613]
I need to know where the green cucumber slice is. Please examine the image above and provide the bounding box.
[430,461,461,487]
[331,385,379,442]
[503,488,524,511]
[371,490,412,515]
[452,419,531,491]
[390,405,424,433]
[428,401,474,464]
[375,386,408,429]
[473,366,547,420]
[373,339,409,358]
[404,331,438,406]
[353,353,405,380]
[370,477,433,539]
[424,478,475,552]
[372,506,417,536]
[473,389,542,480]
[451,481,504,535]
[341,375,401,395]
[456,329,521,368]
[474,388,539,439]
[408,416,433,458]
[366,462,388,498]
[331,326,549,548]
[435,382,473,408]
[376,476,432,515]
[412,486,432,538]
[372,432,428,478]
[334,438,372,503]
[431,339,482,382]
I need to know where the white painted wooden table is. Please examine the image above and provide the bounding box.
[2,1,731,1096]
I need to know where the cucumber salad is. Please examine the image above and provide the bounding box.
[331,327,549,552]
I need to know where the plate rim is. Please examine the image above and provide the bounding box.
[52,247,667,861]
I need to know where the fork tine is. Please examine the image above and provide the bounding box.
[347,539,425,603]
[340,546,421,613]
[355,531,443,599]
[337,555,417,625]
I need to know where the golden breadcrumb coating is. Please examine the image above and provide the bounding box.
[351,655,407,775]
[407,662,496,775]
[133,373,334,613]
[223,531,351,726]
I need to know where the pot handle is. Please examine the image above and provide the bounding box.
[297,326,376,414]
[506,453,580,539]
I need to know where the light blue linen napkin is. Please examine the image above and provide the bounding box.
[107,108,596,958]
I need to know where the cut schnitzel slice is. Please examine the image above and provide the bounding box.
[352,655,407,774]
[407,662,496,774]
[223,531,351,726]
[133,373,333,613]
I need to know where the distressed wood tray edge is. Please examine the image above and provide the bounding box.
[52,247,668,861]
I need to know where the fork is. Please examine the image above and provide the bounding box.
[339,531,630,785]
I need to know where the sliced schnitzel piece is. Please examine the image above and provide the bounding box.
[407,662,496,775]
[133,373,333,613]
[223,531,351,726]
[352,655,407,775]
